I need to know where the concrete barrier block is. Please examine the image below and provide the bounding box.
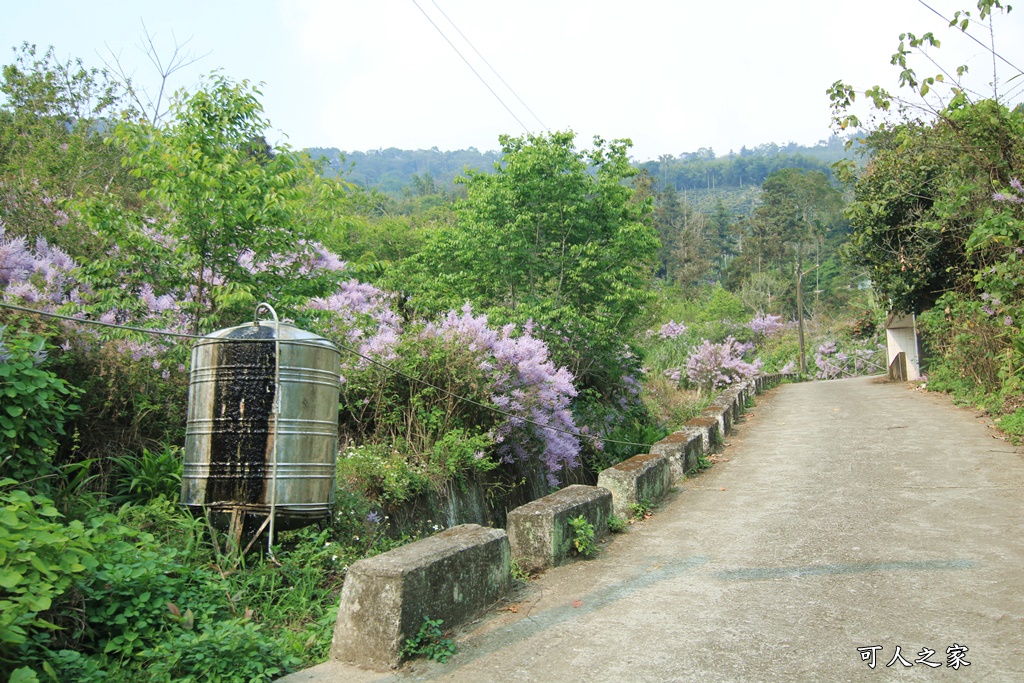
[507,485,611,573]
[718,386,743,422]
[686,416,720,452]
[651,428,705,479]
[650,431,686,480]
[703,402,732,436]
[682,428,705,473]
[597,453,673,518]
[739,382,752,407]
[331,524,510,669]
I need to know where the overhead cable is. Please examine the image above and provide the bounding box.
[0,300,658,450]
[410,0,532,133]
[429,0,549,131]
[916,0,1024,77]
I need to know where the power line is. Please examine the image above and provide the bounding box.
[428,0,548,131]
[916,0,1024,79]
[410,0,531,134]
[0,301,658,450]
[0,301,204,339]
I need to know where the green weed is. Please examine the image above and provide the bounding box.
[568,515,596,557]
[628,500,652,521]
[509,558,530,583]
[401,618,456,663]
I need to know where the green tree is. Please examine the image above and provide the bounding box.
[397,131,660,390]
[105,74,347,331]
[0,44,136,256]
[705,199,737,282]
[650,184,715,287]
[828,1,1023,314]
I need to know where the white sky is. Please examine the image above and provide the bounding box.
[3,0,1023,161]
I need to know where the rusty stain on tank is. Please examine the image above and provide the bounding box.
[206,324,276,505]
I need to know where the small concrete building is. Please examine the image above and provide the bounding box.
[885,312,921,381]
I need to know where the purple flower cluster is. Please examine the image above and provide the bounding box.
[685,337,762,393]
[0,222,192,364]
[992,178,1024,204]
[0,223,80,306]
[657,320,688,340]
[814,341,840,380]
[423,304,580,485]
[307,279,403,365]
[236,240,347,277]
[979,293,1015,326]
[813,342,882,380]
[747,313,785,337]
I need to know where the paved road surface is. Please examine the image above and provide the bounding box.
[285,377,1024,682]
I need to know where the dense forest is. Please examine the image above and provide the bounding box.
[308,136,853,212]
[2,2,1023,679]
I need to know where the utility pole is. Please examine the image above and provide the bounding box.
[797,263,805,375]
[797,262,819,376]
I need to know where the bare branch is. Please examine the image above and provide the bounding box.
[97,18,209,125]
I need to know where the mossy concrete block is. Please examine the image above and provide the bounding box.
[686,416,720,452]
[650,431,687,481]
[712,388,740,423]
[650,429,704,480]
[703,401,732,437]
[680,429,705,473]
[507,485,611,573]
[597,453,673,518]
[331,524,510,670]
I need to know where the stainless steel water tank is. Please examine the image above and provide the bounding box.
[182,320,340,526]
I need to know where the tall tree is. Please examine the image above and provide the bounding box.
[95,74,347,331]
[0,44,137,254]
[398,131,659,391]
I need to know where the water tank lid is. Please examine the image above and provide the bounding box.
[194,321,339,351]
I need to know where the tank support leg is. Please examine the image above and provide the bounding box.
[242,513,274,555]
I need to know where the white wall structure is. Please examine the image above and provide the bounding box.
[885,313,920,381]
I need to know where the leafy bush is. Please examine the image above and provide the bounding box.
[0,326,81,485]
[140,618,303,682]
[0,480,96,666]
[918,292,1006,407]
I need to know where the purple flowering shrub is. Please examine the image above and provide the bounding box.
[0,222,200,461]
[747,313,785,338]
[685,337,763,394]
[813,339,887,380]
[657,320,687,339]
[312,297,582,489]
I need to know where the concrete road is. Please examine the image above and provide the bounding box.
[286,377,1024,682]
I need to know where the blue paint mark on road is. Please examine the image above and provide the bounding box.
[385,556,710,680]
[715,559,976,581]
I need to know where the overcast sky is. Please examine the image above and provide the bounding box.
[3,1,1023,161]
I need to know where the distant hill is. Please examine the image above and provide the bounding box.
[306,146,502,194]
[306,136,857,207]
[634,136,853,195]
